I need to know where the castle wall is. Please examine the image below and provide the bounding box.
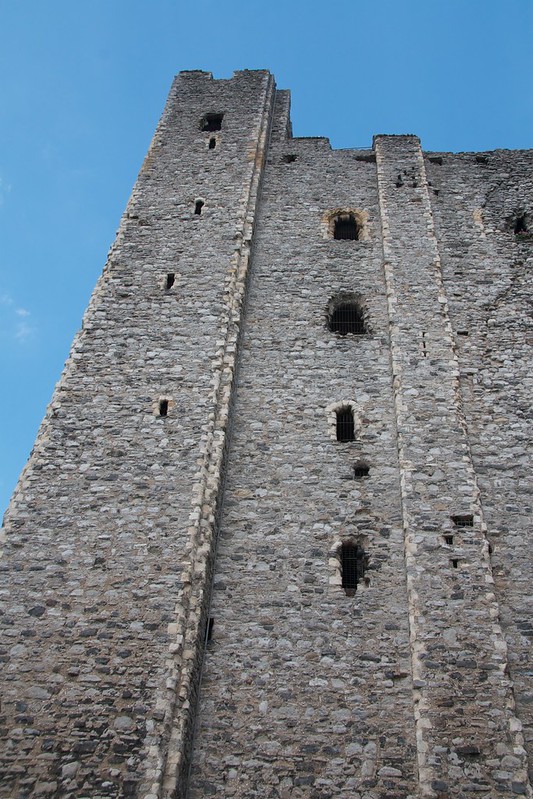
[373,135,529,797]
[427,149,533,784]
[188,102,418,799]
[0,70,531,799]
[0,70,274,799]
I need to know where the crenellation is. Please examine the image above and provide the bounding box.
[1,70,532,799]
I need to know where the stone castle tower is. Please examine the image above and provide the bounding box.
[1,70,532,799]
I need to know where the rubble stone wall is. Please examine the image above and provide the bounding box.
[1,70,531,799]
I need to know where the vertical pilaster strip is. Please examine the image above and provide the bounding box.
[139,73,276,799]
[375,135,531,798]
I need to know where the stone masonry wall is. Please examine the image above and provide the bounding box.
[188,99,418,799]
[0,70,274,799]
[1,71,531,799]
[374,135,529,797]
[426,149,533,785]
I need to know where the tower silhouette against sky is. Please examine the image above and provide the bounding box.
[1,70,532,799]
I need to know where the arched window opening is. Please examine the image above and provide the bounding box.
[340,543,365,596]
[336,407,355,442]
[200,113,223,132]
[329,302,366,335]
[333,213,359,241]
[194,199,204,215]
[208,137,216,150]
[514,213,529,234]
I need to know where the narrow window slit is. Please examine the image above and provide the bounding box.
[208,138,216,150]
[206,617,214,642]
[159,399,169,417]
[340,543,365,596]
[422,331,428,356]
[194,200,204,215]
[451,515,474,528]
[444,535,454,546]
[452,559,459,569]
[514,214,529,234]
[336,407,355,442]
[165,273,175,290]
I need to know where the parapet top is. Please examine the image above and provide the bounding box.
[176,68,273,82]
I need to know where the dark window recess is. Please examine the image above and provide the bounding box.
[165,273,175,290]
[444,535,454,546]
[336,408,355,442]
[341,543,365,595]
[208,137,216,150]
[194,200,204,215]
[514,214,529,234]
[206,617,214,642]
[452,559,459,569]
[329,303,366,335]
[333,214,359,240]
[200,113,223,132]
[159,400,169,417]
[353,462,370,478]
[282,153,297,163]
[451,515,474,528]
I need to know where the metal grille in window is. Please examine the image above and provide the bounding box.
[329,303,366,335]
[451,515,474,528]
[333,215,359,240]
[341,543,364,595]
[336,408,355,442]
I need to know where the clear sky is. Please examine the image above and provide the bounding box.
[0,0,532,515]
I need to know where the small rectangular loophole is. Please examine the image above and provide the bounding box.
[165,273,175,290]
[451,515,474,528]
[444,535,454,546]
[159,400,169,417]
[452,559,459,569]
[208,137,216,150]
[206,617,214,642]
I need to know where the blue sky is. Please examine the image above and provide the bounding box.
[1,0,532,515]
